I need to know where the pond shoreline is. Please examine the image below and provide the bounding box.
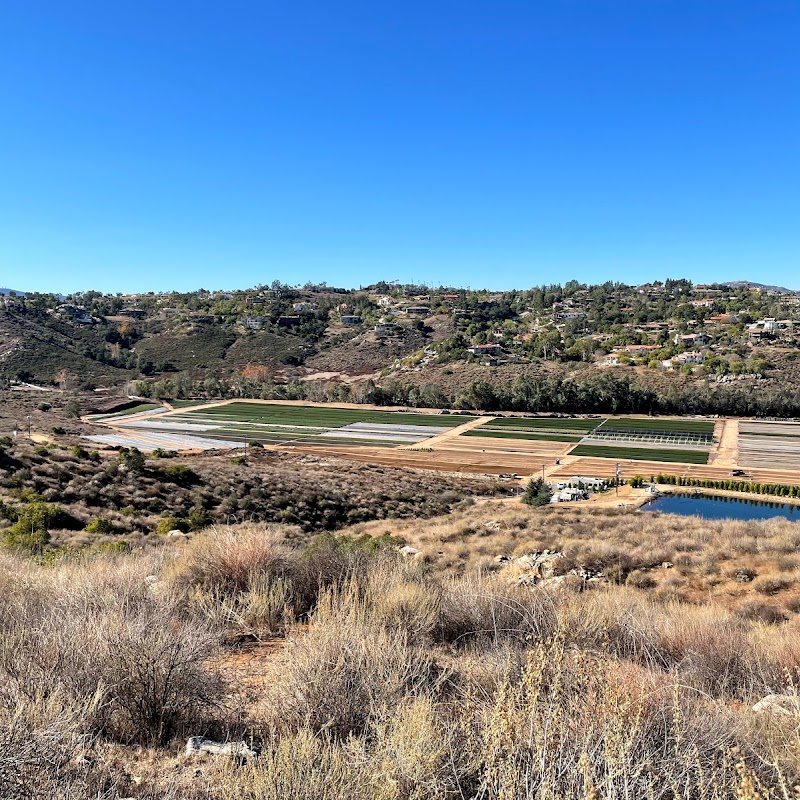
[639,488,800,522]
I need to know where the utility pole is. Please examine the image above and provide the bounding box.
[542,463,546,482]
[27,415,32,439]
[615,463,621,496]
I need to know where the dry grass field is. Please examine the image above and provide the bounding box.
[2,503,800,797]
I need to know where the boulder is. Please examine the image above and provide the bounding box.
[185,736,260,761]
[752,695,800,717]
[399,545,421,557]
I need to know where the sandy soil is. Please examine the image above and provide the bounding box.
[711,418,739,467]
[550,456,800,487]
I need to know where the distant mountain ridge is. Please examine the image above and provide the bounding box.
[727,280,799,294]
[0,288,26,296]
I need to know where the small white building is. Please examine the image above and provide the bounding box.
[468,344,504,357]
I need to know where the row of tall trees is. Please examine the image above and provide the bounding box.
[134,369,800,418]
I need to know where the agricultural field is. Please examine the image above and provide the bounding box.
[465,415,603,442]
[573,417,714,463]
[454,415,714,466]
[569,444,711,464]
[486,416,606,432]
[595,417,715,433]
[88,401,472,452]
[738,421,800,471]
[85,402,731,474]
[463,429,583,443]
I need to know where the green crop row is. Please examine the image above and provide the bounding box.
[569,444,710,464]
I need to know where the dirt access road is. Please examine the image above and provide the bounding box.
[710,418,738,467]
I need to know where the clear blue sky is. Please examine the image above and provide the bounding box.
[2,1,799,293]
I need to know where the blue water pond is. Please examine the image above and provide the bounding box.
[641,492,800,522]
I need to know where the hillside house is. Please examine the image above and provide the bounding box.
[277,315,301,329]
[705,314,735,326]
[377,296,394,307]
[405,306,431,316]
[293,302,318,313]
[663,352,704,368]
[375,322,400,335]
[611,345,661,357]
[243,316,266,330]
[340,315,362,326]
[673,332,709,348]
[555,310,587,321]
[467,344,504,357]
[119,308,147,319]
[54,304,95,324]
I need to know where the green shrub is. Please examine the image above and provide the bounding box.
[163,465,199,486]
[84,517,116,535]
[117,447,145,473]
[1,502,72,554]
[151,448,177,459]
[187,507,211,531]
[156,517,189,535]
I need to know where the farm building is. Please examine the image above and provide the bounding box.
[565,477,607,492]
[550,488,588,503]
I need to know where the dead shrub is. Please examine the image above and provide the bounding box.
[216,729,370,800]
[266,587,437,739]
[625,569,656,590]
[437,574,558,645]
[167,523,295,594]
[0,552,224,746]
[0,689,100,800]
[365,560,441,643]
[753,574,795,596]
[738,600,788,625]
